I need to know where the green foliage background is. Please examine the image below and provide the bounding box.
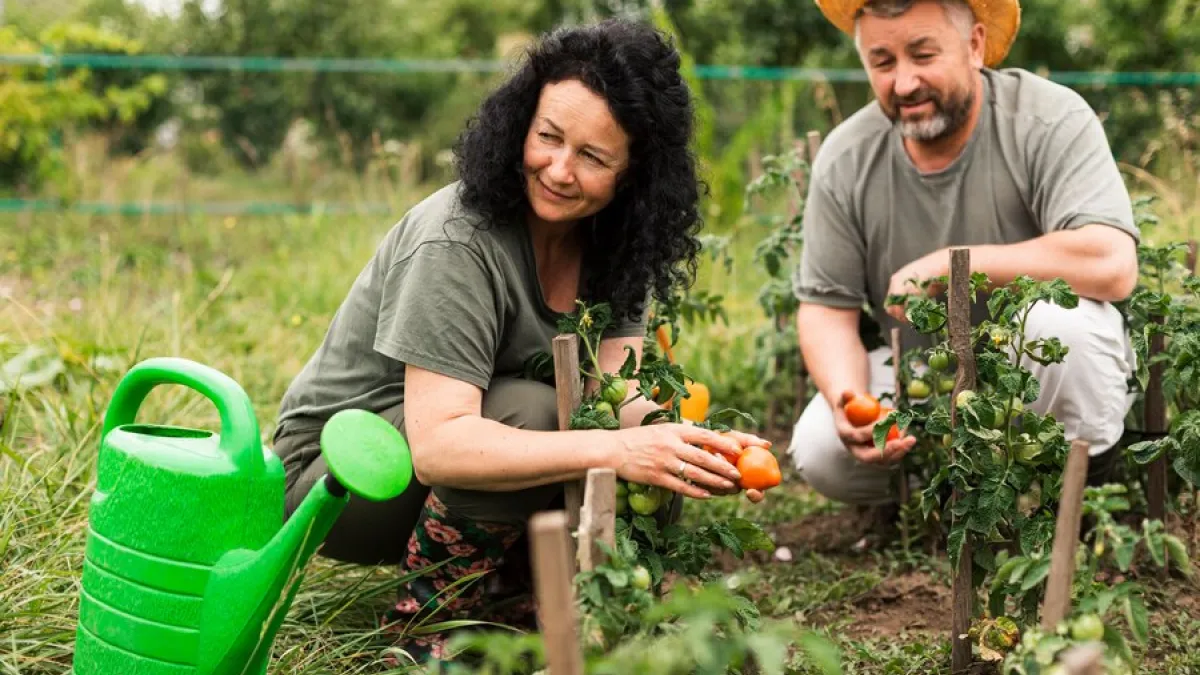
[2,0,1199,203]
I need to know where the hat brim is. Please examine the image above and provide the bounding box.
[816,0,1020,68]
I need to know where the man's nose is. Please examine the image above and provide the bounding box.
[893,65,922,97]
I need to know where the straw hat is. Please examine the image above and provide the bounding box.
[815,0,1021,67]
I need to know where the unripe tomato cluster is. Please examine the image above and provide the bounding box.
[906,348,957,400]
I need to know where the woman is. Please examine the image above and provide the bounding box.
[271,17,769,660]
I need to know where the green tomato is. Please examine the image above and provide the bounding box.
[1014,434,1043,465]
[615,494,628,516]
[928,351,953,372]
[628,492,660,516]
[1070,613,1105,642]
[631,566,652,591]
[602,379,628,406]
[627,481,649,495]
[616,482,629,498]
[942,433,953,448]
[956,389,977,408]
[595,401,614,417]
[937,376,956,394]
[907,379,932,399]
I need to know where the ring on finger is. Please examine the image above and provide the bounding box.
[676,460,687,480]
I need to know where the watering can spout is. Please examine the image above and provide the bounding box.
[196,409,413,674]
[195,475,350,673]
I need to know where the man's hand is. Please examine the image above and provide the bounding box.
[832,390,916,464]
[886,248,950,322]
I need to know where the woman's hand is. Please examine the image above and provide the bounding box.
[609,423,758,500]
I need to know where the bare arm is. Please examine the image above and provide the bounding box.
[403,363,746,498]
[797,303,870,407]
[967,225,1138,301]
[887,225,1139,323]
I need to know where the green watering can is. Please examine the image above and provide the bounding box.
[74,357,414,674]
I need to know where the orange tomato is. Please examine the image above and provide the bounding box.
[842,392,881,428]
[736,445,782,490]
[678,381,710,422]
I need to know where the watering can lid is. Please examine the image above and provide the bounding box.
[321,409,413,502]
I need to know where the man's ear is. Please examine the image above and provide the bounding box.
[969,23,986,69]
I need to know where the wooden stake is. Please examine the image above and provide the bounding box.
[1145,317,1169,580]
[530,511,585,675]
[553,334,585,568]
[577,468,617,572]
[1186,239,1197,275]
[1041,439,1092,630]
[947,248,977,673]
[891,326,911,550]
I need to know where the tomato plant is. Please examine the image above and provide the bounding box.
[1116,197,1200,489]
[881,268,1192,671]
[553,301,776,592]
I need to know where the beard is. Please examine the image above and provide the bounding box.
[884,84,974,142]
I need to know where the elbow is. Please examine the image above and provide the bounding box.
[410,451,437,486]
[408,431,447,487]
[1103,241,1140,302]
[1107,265,1138,302]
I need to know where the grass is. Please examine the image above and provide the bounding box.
[3,145,1200,673]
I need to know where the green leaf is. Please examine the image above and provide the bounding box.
[1128,440,1166,465]
[727,517,776,553]
[603,568,630,589]
[1103,622,1137,668]
[711,522,746,558]
[1020,557,1051,591]
[618,345,638,379]
[1115,537,1138,572]
[992,556,1027,591]
[797,631,844,675]
[1165,535,1192,576]
[1124,595,1150,645]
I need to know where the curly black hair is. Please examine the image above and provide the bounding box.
[452,18,705,327]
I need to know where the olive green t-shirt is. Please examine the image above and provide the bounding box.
[274,182,645,437]
[792,67,1140,350]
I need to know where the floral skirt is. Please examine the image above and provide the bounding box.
[380,490,541,664]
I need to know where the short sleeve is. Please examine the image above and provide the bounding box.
[605,291,649,339]
[792,173,868,309]
[1030,110,1139,242]
[374,241,502,390]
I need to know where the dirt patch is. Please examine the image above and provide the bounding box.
[825,569,952,638]
[770,506,877,554]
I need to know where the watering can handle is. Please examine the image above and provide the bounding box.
[101,357,263,474]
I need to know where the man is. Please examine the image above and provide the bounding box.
[787,0,1140,511]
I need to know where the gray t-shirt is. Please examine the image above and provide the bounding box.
[793,67,1139,350]
[274,182,645,437]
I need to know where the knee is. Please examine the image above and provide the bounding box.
[791,434,894,506]
[1024,300,1129,366]
[481,377,558,432]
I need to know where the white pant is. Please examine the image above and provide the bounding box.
[786,299,1138,506]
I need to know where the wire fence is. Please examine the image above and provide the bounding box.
[7,53,1200,217]
[6,52,1200,85]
